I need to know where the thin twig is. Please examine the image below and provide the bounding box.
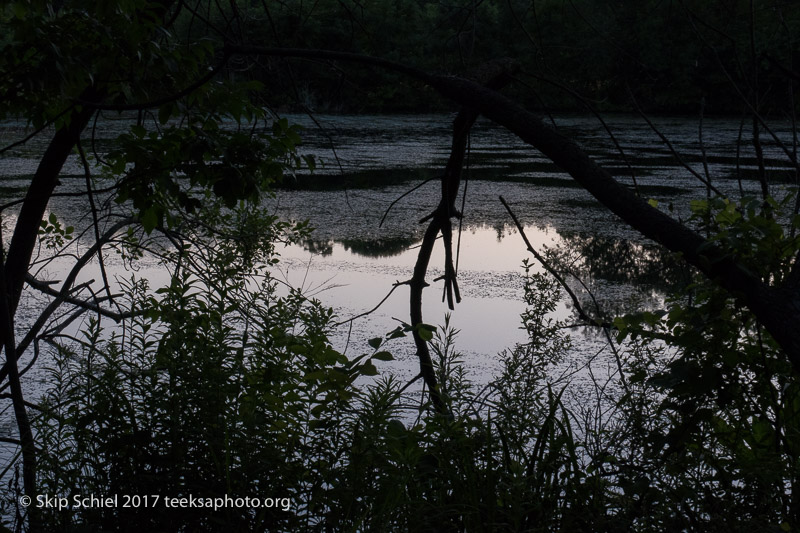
[379,176,438,228]
[77,139,119,312]
[499,195,611,329]
[698,98,712,200]
[334,280,410,327]
[627,86,725,198]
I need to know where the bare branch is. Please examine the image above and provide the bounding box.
[334,280,410,327]
[499,196,611,330]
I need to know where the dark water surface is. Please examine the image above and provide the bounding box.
[0,112,795,383]
[0,111,797,490]
[258,112,794,381]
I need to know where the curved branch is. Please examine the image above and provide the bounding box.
[4,103,96,320]
[0,219,135,387]
[500,196,610,330]
[225,45,800,370]
[76,53,230,111]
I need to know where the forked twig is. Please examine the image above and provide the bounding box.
[500,196,629,392]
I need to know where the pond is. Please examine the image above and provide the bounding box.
[260,112,793,382]
[0,112,795,389]
[1,110,798,507]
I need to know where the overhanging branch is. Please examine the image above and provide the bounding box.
[224,45,800,370]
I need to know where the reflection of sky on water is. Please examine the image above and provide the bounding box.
[277,223,563,379]
[1,111,797,511]
[1,111,751,388]
[3,111,792,436]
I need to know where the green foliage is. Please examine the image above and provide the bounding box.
[318,277,595,532]
[5,1,800,531]
[37,212,74,249]
[613,195,800,531]
[32,207,379,532]
[1,0,214,124]
[26,237,616,531]
[110,115,313,233]
[689,194,800,283]
[28,205,800,531]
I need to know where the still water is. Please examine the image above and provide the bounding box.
[0,111,796,498]
[260,112,792,381]
[0,112,795,385]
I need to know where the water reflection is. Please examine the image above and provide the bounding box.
[280,223,558,360]
[278,220,691,381]
[303,239,334,256]
[304,236,420,258]
[545,232,689,324]
[296,223,684,311]
[556,232,687,292]
[15,112,779,383]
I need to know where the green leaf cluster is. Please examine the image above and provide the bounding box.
[37,212,74,249]
[610,195,800,530]
[32,210,375,531]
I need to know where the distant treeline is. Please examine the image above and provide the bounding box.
[234,0,800,115]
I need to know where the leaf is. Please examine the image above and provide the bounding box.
[417,323,435,342]
[158,104,172,125]
[304,371,327,382]
[367,337,382,350]
[288,344,308,355]
[11,2,27,19]
[360,363,378,376]
[750,418,774,448]
[387,326,406,339]
[141,208,158,234]
[372,351,393,361]
[690,199,708,214]
[131,125,146,138]
[647,198,659,208]
[387,419,406,438]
